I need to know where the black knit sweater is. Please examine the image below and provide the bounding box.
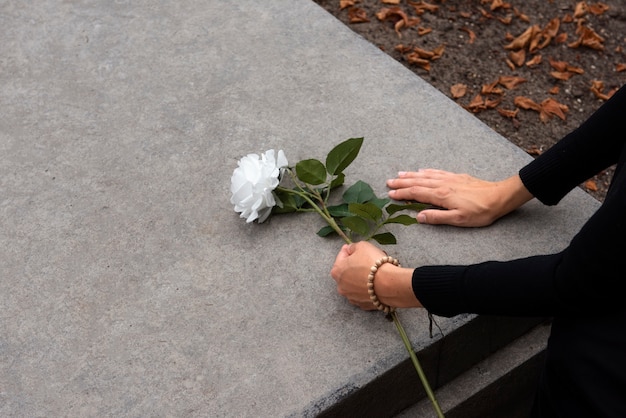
[412,85,626,417]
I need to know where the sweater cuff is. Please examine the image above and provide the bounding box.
[412,265,467,317]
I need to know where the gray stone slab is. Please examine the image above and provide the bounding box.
[0,1,599,417]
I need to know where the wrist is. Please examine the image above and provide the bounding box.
[495,175,534,218]
[375,264,421,308]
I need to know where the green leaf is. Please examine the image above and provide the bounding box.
[296,159,327,185]
[370,197,391,209]
[317,225,337,237]
[348,202,383,222]
[384,214,419,226]
[386,202,430,215]
[343,180,375,204]
[327,203,351,218]
[341,216,370,236]
[326,137,364,175]
[330,173,345,189]
[372,232,397,245]
[271,190,298,213]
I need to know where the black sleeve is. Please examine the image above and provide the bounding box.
[519,85,626,205]
[412,84,626,318]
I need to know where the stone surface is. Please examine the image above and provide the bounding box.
[0,1,599,416]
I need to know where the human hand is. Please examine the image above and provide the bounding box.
[330,241,419,310]
[386,169,533,227]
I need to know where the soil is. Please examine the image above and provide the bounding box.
[313,0,626,202]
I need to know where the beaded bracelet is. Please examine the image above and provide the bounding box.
[367,256,400,314]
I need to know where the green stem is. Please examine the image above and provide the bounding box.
[276,186,352,244]
[391,311,445,418]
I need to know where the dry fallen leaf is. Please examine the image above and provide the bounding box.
[340,0,358,10]
[616,63,626,72]
[382,0,401,4]
[540,98,569,121]
[526,145,543,156]
[460,27,476,44]
[508,49,526,67]
[574,1,587,18]
[417,27,432,36]
[497,107,519,118]
[549,85,560,95]
[568,22,605,50]
[514,96,542,111]
[513,7,530,23]
[525,54,542,67]
[588,2,609,15]
[590,80,618,101]
[450,83,468,99]
[409,0,439,15]
[551,71,576,81]
[348,7,370,23]
[467,94,486,113]
[405,53,431,71]
[482,79,504,95]
[498,75,527,89]
[585,180,598,192]
[555,32,568,43]
[504,25,540,50]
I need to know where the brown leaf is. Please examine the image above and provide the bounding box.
[616,63,626,72]
[467,94,486,113]
[382,0,401,4]
[417,27,432,36]
[513,7,530,23]
[514,96,541,111]
[460,27,476,44]
[525,54,542,67]
[548,85,560,95]
[585,180,598,192]
[376,7,409,25]
[555,32,568,44]
[540,98,569,121]
[562,13,574,23]
[409,1,439,15]
[412,46,436,59]
[508,49,526,67]
[498,15,513,25]
[430,44,445,59]
[485,97,502,109]
[405,53,431,71]
[490,0,505,11]
[505,59,516,71]
[574,1,587,18]
[551,71,575,81]
[498,75,527,89]
[394,44,413,54]
[497,107,519,118]
[505,25,541,50]
[590,80,617,101]
[340,0,357,10]
[482,79,504,95]
[526,146,542,156]
[548,57,568,72]
[588,3,609,15]
[348,7,370,23]
[450,83,468,99]
[568,23,605,50]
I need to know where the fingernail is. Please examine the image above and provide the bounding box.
[417,213,426,223]
[398,171,407,177]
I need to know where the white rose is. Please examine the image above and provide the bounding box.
[230,149,288,223]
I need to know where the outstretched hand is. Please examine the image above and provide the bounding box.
[330,241,419,310]
[386,169,533,227]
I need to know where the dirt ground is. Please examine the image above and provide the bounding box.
[313,0,626,202]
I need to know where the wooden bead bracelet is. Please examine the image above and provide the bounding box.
[367,256,400,314]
